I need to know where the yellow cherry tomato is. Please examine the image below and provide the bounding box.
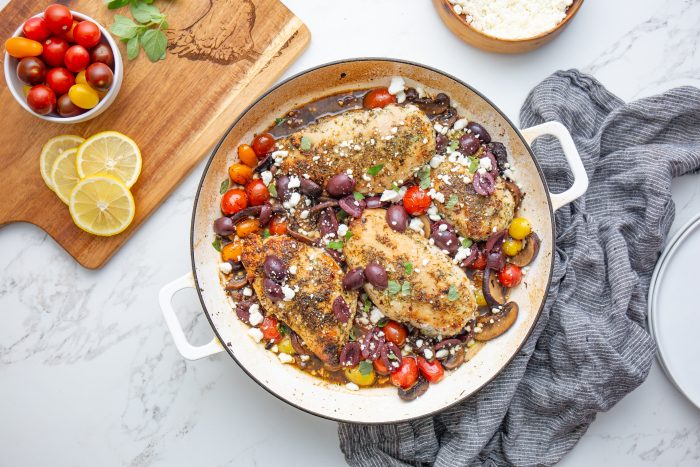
[277,336,295,355]
[68,84,99,109]
[475,288,487,307]
[508,217,531,240]
[344,365,376,387]
[22,85,31,96]
[75,70,87,85]
[502,238,523,257]
[5,37,42,58]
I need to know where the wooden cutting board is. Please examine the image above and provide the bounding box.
[0,0,309,268]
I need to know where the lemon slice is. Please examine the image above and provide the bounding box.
[41,134,85,191]
[50,148,81,204]
[76,131,142,188]
[69,175,136,236]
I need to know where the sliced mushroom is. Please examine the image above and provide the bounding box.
[225,272,249,290]
[482,267,507,306]
[510,233,540,267]
[504,180,522,208]
[419,215,431,238]
[474,302,518,341]
[441,345,465,370]
[398,375,429,401]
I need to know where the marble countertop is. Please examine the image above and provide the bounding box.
[1,0,699,465]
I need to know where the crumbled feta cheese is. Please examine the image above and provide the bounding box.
[300,210,309,219]
[243,287,253,297]
[289,265,298,275]
[388,76,406,95]
[218,262,232,274]
[422,258,429,266]
[453,246,472,264]
[416,86,426,98]
[415,339,424,347]
[282,286,296,301]
[260,170,273,186]
[346,382,360,391]
[453,118,468,131]
[278,353,294,364]
[283,192,301,208]
[370,307,385,324]
[424,348,434,360]
[435,349,449,359]
[287,175,301,189]
[380,189,402,202]
[300,354,310,362]
[248,304,264,326]
[409,217,425,233]
[396,91,406,104]
[430,154,446,168]
[247,327,264,343]
[337,224,349,237]
[479,156,493,171]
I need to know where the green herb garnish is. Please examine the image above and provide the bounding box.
[391,182,400,192]
[327,240,343,251]
[275,117,287,125]
[401,281,411,296]
[376,317,389,327]
[367,164,384,176]
[468,157,479,174]
[219,178,230,194]
[268,182,277,198]
[349,328,356,342]
[387,280,401,295]
[345,230,353,240]
[277,323,289,336]
[449,140,459,152]
[358,360,373,375]
[212,237,222,252]
[262,228,271,239]
[108,2,169,62]
[363,296,371,314]
[446,194,458,209]
[300,136,312,151]
[419,165,431,189]
[353,192,365,201]
[403,261,413,275]
[447,285,459,301]
[461,238,473,248]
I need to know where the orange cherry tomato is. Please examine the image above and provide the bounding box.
[228,163,253,185]
[252,133,275,156]
[237,144,258,168]
[236,218,260,238]
[363,88,396,109]
[373,358,391,376]
[260,315,281,342]
[245,179,270,206]
[63,20,79,42]
[498,264,522,288]
[417,356,445,383]
[221,188,248,215]
[390,357,419,389]
[5,37,43,58]
[383,321,408,347]
[268,216,288,235]
[402,186,431,216]
[221,242,243,262]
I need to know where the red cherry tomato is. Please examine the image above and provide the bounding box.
[26,84,56,115]
[363,88,396,109]
[417,356,445,383]
[63,45,90,72]
[90,43,114,67]
[498,264,522,288]
[245,179,270,206]
[73,21,101,49]
[268,216,288,235]
[44,4,73,35]
[390,357,419,389]
[260,315,281,342]
[383,321,408,347]
[220,188,248,215]
[22,17,51,42]
[373,358,391,376]
[468,250,487,270]
[45,67,74,95]
[85,62,113,92]
[251,133,275,156]
[41,36,69,67]
[402,185,432,216]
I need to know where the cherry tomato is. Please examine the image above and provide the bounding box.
[16,57,47,85]
[221,241,243,262]
[22,17,51,42]
[260,315,281,342]
[498,264,522,288]
[508,217,531,240]
[475,288,487,307]
[75,70,87,85]
[268,216,288,235]
[373,358,391,376]
[469,250,487,270]
[251,133,275,156]
[44,4,73,35]
[383,321,408,347]
[89,43,114,67]
[228,163,253,185]
[236,218,260,238]
[68,83,99,109]
[57,93,84,117]
[22,85,31,96]
[245,179,270,206]
[63,45,89,72]
[390,357,419,389]
[345,365,376,387]
[417,356,445,383]
[402,185,431,216]
[237,144,258,168]
[45,67,74,95]
[363,88,396,109]
[72,21,101,48]
[63,20,79,42]
[26,85,56,115]
[85,62,113,91]
[41,36,69,67]
[5,37,43,58]
[502,238,522,257]
[220,188,248,215]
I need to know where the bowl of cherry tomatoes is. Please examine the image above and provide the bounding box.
[3,4,123,123]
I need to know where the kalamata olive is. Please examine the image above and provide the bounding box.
[365,196,385,209]
[235,301,253,324]
[430,220,456,234]
[364,262,388,289]
[438,107,458,128]
[342,268,366,291]
[213,216,236,236]
[485,230,507,252]
[332,296,351,323]
[467,121,491,143]
[318,207,338,238]
[340,342,361,367]
[487,142,508,173]
[85,62,113,92]
[459,133,480,156]
[431,229,459,255]
[404,87,418,102]
[275,175,290,201]
[433,338,462,352]
[89,43,114,67]
[228,259,243,271]
[259,203,272,227]
[253,154,273,173]
[435,93,450,106]
[487,250,506,271]
[435,133,448,152]
[299,178,322,198]
[361,327,385,361]
[473,171,495,196]
[386,205,408,232]
[325,173,355,197]
[263,278,284,302]
[57,93,84,117]
[460,248,479,268]
[17,57,46,85]
[339,195,366,218]
[380,341,403,372]
[262,255,287,283]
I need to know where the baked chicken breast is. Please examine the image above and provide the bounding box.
[241,235,357,367]
[344,209,477,337]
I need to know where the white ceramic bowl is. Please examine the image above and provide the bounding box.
[3,10,123,124]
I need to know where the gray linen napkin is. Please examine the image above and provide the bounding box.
[338,70,700,466]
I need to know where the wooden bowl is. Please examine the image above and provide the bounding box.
[433,0,584,54]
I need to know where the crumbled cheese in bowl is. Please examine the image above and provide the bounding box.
[449,0,573,40]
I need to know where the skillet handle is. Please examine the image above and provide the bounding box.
[520,121,589,211]
[159,272,224,360]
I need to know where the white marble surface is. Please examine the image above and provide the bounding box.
[1,0,699,465]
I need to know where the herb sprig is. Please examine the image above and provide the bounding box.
[107,1,169,62]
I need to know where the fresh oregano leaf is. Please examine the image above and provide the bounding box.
[212,237,222,252]
[130,2,161,23]
[419,165,431,189]
[401,281,410,296]
[367,163,384,176]
[447,285,459,301]
[140,28,167,62]
[353,192,365,201]
[446,194,458,209]
[219,178,230,194]
[387,280,401,295]
[403,261,413,275]
[126,35,140,60]
[327,240,343,251]
[110,15,139,38]
[300,136,311,151]
[358,360,373,375]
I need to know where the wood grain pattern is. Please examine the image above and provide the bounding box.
[0,0,309,268]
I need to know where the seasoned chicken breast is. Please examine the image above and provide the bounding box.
[241,235,357,367]
[278,104,435,194]
[431,160,516,241]
[344,209,477,337]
